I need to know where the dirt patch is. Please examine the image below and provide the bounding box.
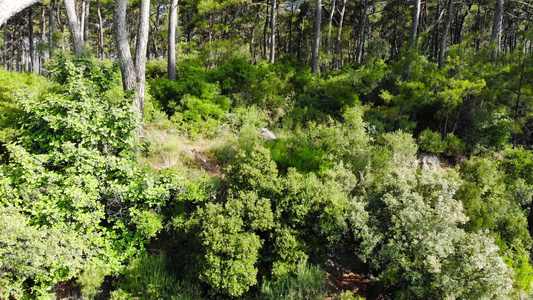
[324,245,371,298]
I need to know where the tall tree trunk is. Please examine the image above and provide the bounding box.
[410,0,421,49]
[97,0,104,59]
[263,4,269,59]
[134,0,151,116]
[326,0,336,60]
[114,0,136,92]
[64,0,83,57]
[0,0,41,27]
[311,0,322,74]
[335,0,346,68]
[288,0,294,54]
[49,0,55,57]
[356,0,368,64]
[438,0,453,69]
[28,7,35,73]
[490,0,503,59]
[269,0,276,63]
[168,0,178,81]
[83,0,90,42]
[3,22,8,70]
[40,5,46,73]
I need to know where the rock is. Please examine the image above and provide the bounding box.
[260,127,277,140]
[420,153,441,170]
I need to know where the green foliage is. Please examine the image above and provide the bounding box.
[260,260,327,300]
[418,129,447,154]
[0,206,88,298]
[355,167,515,299]
[111,254,202,300]
[78,266,107,299]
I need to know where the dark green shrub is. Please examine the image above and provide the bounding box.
[418,129,447,153]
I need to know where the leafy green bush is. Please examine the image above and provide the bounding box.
[444,133,466,157]
[418,129,447,153]
[111,254,202,300]
[260,260,327,300]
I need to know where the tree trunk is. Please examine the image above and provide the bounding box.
[97,0,104,59]
[40,5,45,73]
[288,0,294,54]
[0,0,41,27]
[3,22,8,70]
[410,0,421,49]
[490,0,503,59]
[263,4,269,59]
[356,0,368,64]
[134,0,151,116]
[311,0,322,74]
[49,0,55,57]
[326,0,336,59]
[269,0,276,63]
[83,0,90,42]
[64,0,83,57]
[114,0,136,92]
[438,0,453,69]
[168,0,178,81]
[335,0,346,68]
[28,7,35,73]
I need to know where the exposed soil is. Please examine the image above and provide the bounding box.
[324,245,372,299]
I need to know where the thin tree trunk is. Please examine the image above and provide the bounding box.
[438,0,453,69]
[263,4,269,59]
[28,7,35,73]
[357,0,368,64]
[269,0,276,63]
[134,0,151,116]
[49,0,55,57]
[326,0,336,60]
[335,0,346,68]
[288,0,294,54]
[97,0,104,59]
[40,5,45,73]
[64,0,83,57]
[83,0,90,42]
[168,0,178,81]
[312,0,322,74]
[410,0,421,49]
[114,0,136,92]
[3,22,8,70]
[490,0,503,59]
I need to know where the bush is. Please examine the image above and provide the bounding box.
[111,254,202,300]
[418,129,447,153]
[260,260,327,300]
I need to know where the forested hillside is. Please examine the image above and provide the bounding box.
[0,0,532,299]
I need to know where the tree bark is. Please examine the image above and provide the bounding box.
[263,4,269,59]
[83,0,89,42]
[40,5,45,73]
[134,0,151,116]
[49,0,55,57]
[28,7,35,73]
[356,0,368,64]
[114,0,136,92]
[269,0,276,63]
[335,0,346,68]
[438,0,453,69]
[97,0,104,59]
[0,0,41,27]
[326,0,336,66]
[168,0,178,81]
[3,22,8,70]
[64,0,83,57]
[311,0,322,74]
[410,0,421,49]
[490,0,503,59]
